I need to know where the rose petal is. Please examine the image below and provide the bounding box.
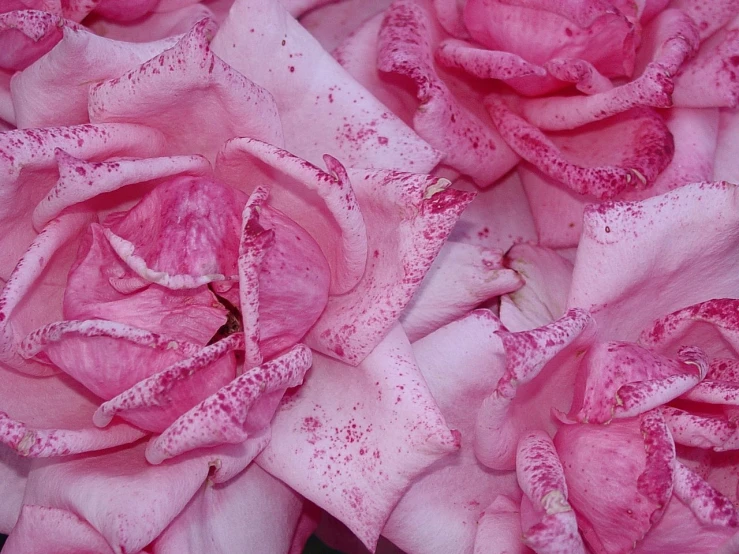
[3,505,115,554]
[473,496,527,554]
[663,407,736,449]
[475,309,593,470]
[672,0,739,40]
[257,325,460,550]
[568,182,739,341]
[216,138,367,296]
[436,38,548,80]
[10,26,177,128]
[0,10,64,72]
[145,344,312,464]
[0,367,145,457]
[211,0,440,172]
[0,123,164,279]
[499,243,574,332]
[376,0,519,185]
[0,447,29,533]
[487,100,674,200]
[89,18,283,162]
[87,3,213,42]
[301,0,393,53]
[153,463,303,554]
[400,241,522,341]
[307,170,474,364]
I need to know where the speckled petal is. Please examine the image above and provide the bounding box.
[0,10,64,71]
[436,38,547,80]
[516,430,585,554]
[475,309,593,470]
[216,138,367,296]
[211,0,439,172]
[662,407,736,449]
[11,26,177,128]
[0,123,164,280]
[487,100,673,200]
[377,0,518,185]
[145,344,312,464]
[568,182,739,341]
[257,325,460,550]
[306,170,474,365]
[89,18,283,162]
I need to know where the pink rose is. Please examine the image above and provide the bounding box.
[303,0,739,247]
[0,3,480,551]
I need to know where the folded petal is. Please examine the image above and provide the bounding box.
[400,241,522,341]
[307,170,474,364]
[216,138,367,296]
[257,325,460,550]
[3,505,115,554]
[475,309,593,470]
[382,311,520,554]
[568,182,739,341]
[10,26,177,128]
[89,19,283,162]
[377,0,519,185]
[487,100,673,199]
[0,10,64,72]
[499,243,574,332]
[0,447,29,533]
[211,0,439,172]
[145,344,311,464]
[153,464,303,554]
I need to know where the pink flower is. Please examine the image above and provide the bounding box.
[0,3,478,551]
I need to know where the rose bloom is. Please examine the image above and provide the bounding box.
[3,2,739,554]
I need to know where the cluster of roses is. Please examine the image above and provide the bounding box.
[2,1,739,553]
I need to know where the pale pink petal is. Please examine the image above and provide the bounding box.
[473,496,527,554]
[514,9,699,129]
[87,3,214,42]
[568,182,739,341]
[216,138,367,296]
[236,188,330,361]
[446,171,538,252]
[715,107,739,182]
[475,309,593,470]
[0,366,145,457]
[307,170,474,365]
[381,311,520,554]
[376,0,519,185]
[0,123,164,279]
[487,100,674,199]
[517,430,585,554]
[93,334,243,432]
[10,26,177,128]
[436,38,547,80]
[400,241,522,342]
[257,325,460,550]
[211,0,440,172]
[0,212,89,376]
[22,441,214,553]
[0,10,64,71]
[639,299,739,360]
[0,447,29,533]
[282,0,337,17]
[499,243,574,332]
[89,19,283,162]
[572,342,708,423]
[554,412,675,554]
[682,380,739,406]
[153,463,303,553]
[301,0,393,53]
[672,27,739,108]
[3,505,115,554]
[146,344,312,464]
